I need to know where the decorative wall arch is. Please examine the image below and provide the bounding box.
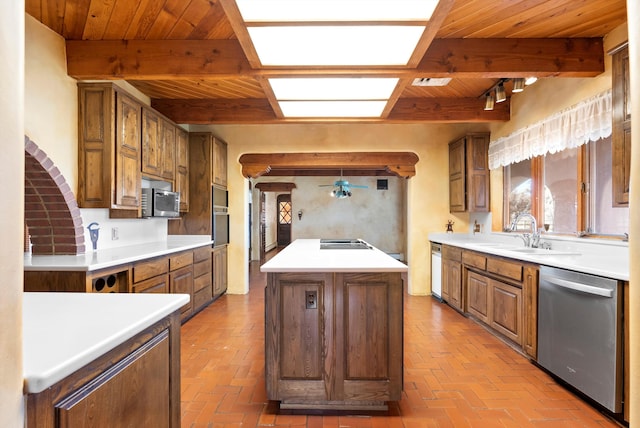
[24,136,85,255]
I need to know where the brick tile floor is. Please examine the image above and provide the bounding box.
[180,258,620,427]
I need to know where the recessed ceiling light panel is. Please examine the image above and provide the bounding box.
[269,78,399,100]
[278,100,388,118]
[236,0,439,22]
[248,26,425,66]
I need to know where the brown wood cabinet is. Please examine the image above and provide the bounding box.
[449,133,490,213]
[462,250,538,356]
[160,118,176,181]
[78,83,142,218]
[213,137,228,187]
[169,251,194,321]
[132,256,169,294]
[442,245,463,312]
[193,246,213,311]
[612,44,630,207]
[25,266,128,293]
[26,313,181,428]
[212,245,228,298]
[175,128,189,212]
[265,271,403,410]
[142,107,163,178]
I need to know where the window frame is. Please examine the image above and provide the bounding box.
[502,142,626,240]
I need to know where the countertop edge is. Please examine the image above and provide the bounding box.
[23,293,189,394]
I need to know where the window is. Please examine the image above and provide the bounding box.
[504,137,628,237]
[278,200,292,224]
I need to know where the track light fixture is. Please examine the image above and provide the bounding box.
[484,92,495,111]
[525,76,538,86]
[495,82,506,103]
[512,78,525,93]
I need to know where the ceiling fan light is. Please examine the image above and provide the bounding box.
[512,78,525,93]
[484,93,495,111]
[495,83,507,103]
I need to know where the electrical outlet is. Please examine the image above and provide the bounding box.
[305,291,317,309]
[111,227,119,240]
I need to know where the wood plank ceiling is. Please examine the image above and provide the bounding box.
[26,0,627,125]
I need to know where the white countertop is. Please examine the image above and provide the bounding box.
[24,235,213,272]
[429,233,629,281]
[260,239,408,273]
[23,292,189,394]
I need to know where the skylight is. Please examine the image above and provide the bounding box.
[234,0,441,118]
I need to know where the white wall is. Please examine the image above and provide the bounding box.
[0,4,24,427]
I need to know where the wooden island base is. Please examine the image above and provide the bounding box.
[264,269,404,412]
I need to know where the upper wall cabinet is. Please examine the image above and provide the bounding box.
[78,83,142,218]
[612,44,630,207]
[142,108,176,182]
[175,128,189,212]
[213,138,227,187]
[449,133,490,213]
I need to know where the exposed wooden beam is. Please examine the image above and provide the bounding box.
[388,97,510,122]
[239,152,419,179]
[152,97,510,124]
[66,38,604,80]
[254,182,297,191]
[418,38,604,78]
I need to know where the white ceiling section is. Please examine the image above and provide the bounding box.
[237,0,441,118]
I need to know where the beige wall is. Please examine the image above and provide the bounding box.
[1,3,24,427]
[194,122,486,295]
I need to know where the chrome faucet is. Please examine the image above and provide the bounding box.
[510,213,542,248]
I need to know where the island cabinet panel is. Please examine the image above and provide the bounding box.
[56,333,170,428]
[26,314,181,428]
[265,271,402,410]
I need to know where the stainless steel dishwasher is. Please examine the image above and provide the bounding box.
[537,266,623,413]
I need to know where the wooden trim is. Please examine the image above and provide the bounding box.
[255,182,297,192]
[239,152,419,179]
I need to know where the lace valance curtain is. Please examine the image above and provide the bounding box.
[488,89,612,170]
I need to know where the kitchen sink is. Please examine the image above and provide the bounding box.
[319,239,372,250]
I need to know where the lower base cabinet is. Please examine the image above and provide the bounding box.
[212,245,228,298]
[26,313,181,428]
[265,271,403,410]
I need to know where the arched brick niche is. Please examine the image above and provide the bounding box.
[24,136,85,255]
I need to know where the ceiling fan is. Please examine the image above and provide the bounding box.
[319,171,368,199]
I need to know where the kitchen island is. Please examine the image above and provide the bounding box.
[261,239,407,411]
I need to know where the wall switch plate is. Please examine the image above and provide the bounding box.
[111,227,119,240]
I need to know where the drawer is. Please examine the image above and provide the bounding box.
[193,259,211,278]
[442,245,462,262]
[193,286,213,312]
[193,246,211,263]
[194,272,211,292]
[170,251,194,271]
[132,274,169,294]
[462,251,486,270]
[133,257,169,283]
[487,257,523,282]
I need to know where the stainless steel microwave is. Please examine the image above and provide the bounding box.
[141,188,180,218]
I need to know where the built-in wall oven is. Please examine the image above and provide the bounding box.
[212,186,229,246]
[537,266,623,413]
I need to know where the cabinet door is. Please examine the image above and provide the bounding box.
[175,128,189,211]
[132,274,169,294]
[443,259,463,311]
[114,92,142,211]
[213,138,227,187]
[467,270,490,323]
[338,272,403,402]
[56,333,170,428]
[265,272,333,401]
[142,107,162,178]
[160,119,176,181]
[466,134,490,212]
[490,280,522,345]
[212,246,228,297]
[612,45,631,206]
[170,265,193,320]
[448,138,466,212]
